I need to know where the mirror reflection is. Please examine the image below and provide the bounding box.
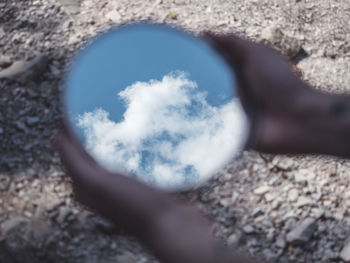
[65,23,248,190]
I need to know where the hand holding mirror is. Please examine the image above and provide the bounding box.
[64,23,249,191]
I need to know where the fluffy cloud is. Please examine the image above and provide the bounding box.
[76,72,248,190]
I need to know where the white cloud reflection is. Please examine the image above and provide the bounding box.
[76,72,247,190]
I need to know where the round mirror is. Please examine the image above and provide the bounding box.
[64,23,248,191]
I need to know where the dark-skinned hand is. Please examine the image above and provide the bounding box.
[206,33,350,157]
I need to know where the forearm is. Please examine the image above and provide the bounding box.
[296,90,350,157]
[258,88,350,157]
[89,172,257,263]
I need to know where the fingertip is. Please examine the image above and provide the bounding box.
[53,129,69,153]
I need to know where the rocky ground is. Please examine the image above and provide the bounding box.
[1,0,350,262]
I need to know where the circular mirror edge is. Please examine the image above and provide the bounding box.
[61,21,249,192]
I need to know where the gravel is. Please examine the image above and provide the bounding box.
[1,0,350,262]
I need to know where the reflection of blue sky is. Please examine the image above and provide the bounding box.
[65,24,245,190]
[66,24,235,126]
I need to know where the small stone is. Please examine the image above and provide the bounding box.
[42,193,64,211]
[56,206,72,224]
[264,193,275,202]
[0,127,3,134]
[24,211,32,218]
[276,237,286,249]
[106,9,121,22]
[0,55,49,83]
[323,248,338,261]
[0,55,12,68]
[167,11,178,20]
[110,242,117,250]
[15,121,27,132]
[227,231,243,247]
[92,216,116,233]
[341,239,350,262]
[295,196,314,208]
[0,27,5,39]
[327,164,337,177]
[116,252,138,263]
[61,20,73,30]
[253,185,270,195]
[260,24,301,58]
[286,218,317,245]
[26,116,39,125]
[243,225,254,234]
[288,189,299,202]
[60,0,80,15]
[68,34,80,45]
[294,169,315,183]
[276,158,294,170]
[252,207,264,217]
[341,42,350,54]
[310,208,325,219]
[1,217,29,236]
[262,248,278,262]
[0,174,11,191]
[271,199,281,210]
[334,212,344,221]
[266,228,275,241]
[219,199,230,207]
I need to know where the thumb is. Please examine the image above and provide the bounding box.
[54,129,103,184]
[202,32,251,67]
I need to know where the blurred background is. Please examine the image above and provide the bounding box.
[0,0,350,262]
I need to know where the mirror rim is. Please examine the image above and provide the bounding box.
[62,22,249,192]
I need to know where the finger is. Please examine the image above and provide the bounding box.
[202,32,251,66]
[54,130,103,182]
[202,32,259,112]
[54,125,100,167]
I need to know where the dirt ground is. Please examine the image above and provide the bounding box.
[1,0,350,262]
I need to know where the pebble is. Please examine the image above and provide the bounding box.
[276,237,286,249]
[253,185,270,195]
[310,208,325,219]
[264,193,275,202]
[106,9,121,22]
[227,231,243,247]
[116,252,138,263]
[286,218,317,246]
[0,55,12,68]
[0,174,11,191]
[26,116,40,125]
[294,169,316,183]
[92,216,116,233]
[59,0,80,15]
[1,217,28,236]
[288,189,299,202]
[0,55,49,83]
[295,196,314,208]
[276,158,294,170]
[340,239,350,262]
[243,225,255,234]
[56,206,72,224]
[167,11,178,20]
[219,198,230,207]
[262,248,278,262]
[260,24,301,58]
[0,27,5,39]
